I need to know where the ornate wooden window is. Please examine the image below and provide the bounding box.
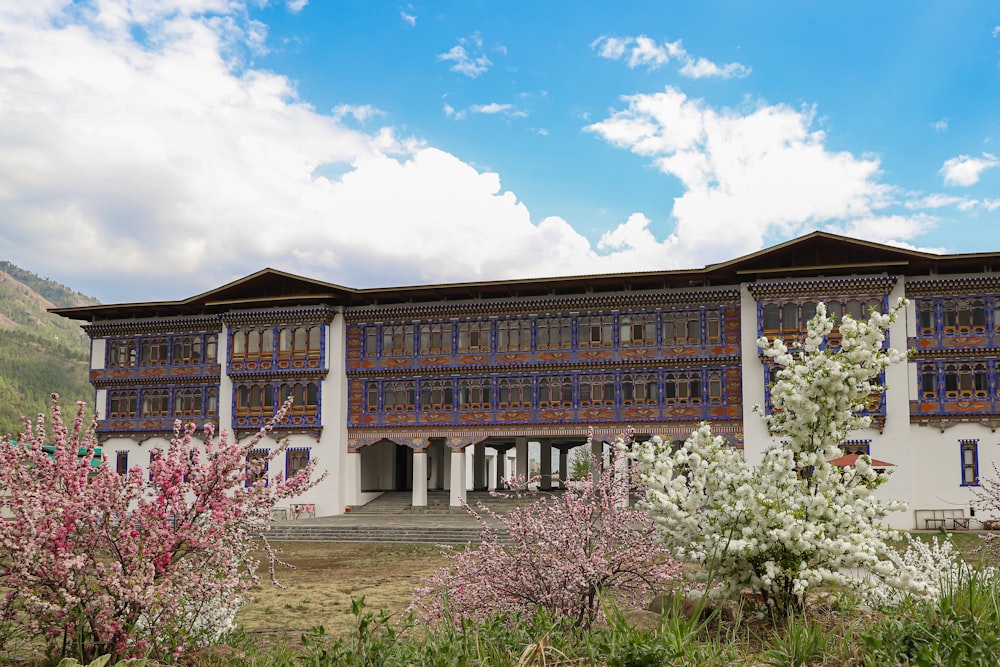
[420,379,454,411]
[459,378,492,410]
[173,387,203,417]
[108,389,138,418]
[458,320,491,353]
[286,448,310,479]
[364,326,378,356]
[107,339,137,368]
[619,313,657,347]
[497,319,532,352]
[383,380,415,412]
[942,299,986,335]
[707,370,723,403]
[663,371,702,404]
[497,376,533,408]
[578,315,615,348]
[171,335,202,365]
[139,337,169,366]
[205,334,218,363]
[842,440,871,456]
[115,451,129,475]
[206,387,218,417]
[279,381,319,416]
[960,440,979,486]
[943,361,988,399]
[538,375,573,407]
[536,317,572,350]
[920,364,937,398]
[235,383,276,418]
[621,372,658,405]
[278,326,323,361]
[245,448,268,487]
[419,322,453,355]
[663,310,700,345]
[140,388,170,417]
[917,300,935,336]
[366,382,379,411]
[579,374,615,406]
[381,325,415,357]
[706,310,722,343]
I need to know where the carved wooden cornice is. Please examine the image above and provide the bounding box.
[746,276,898,300]
[344,289,742,323]
[227,369,329,382]
[84,316,221,338]
[219,307,337,327]
[346,357,743,379]
[905,276,1000,297]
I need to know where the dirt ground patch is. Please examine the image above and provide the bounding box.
[236,542,450,640]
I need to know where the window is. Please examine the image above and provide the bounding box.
[705,310,722,343]
[286,448,310,479]
[538,375,573,407]
[943,299,986,335]
[205,334,218,363]
[960,440,979,486]
[383,381,416,412]
[108,390,138,418]
[108,339,137,368]
[537,317,572,350]
[497,377,533,408]
[139,337,169,366]
[497,319,532,352]
[364,326,378,356]
[841,440,871,456]
[420,379,454,411]
[458,321,491,352]
[172,335,203,364]
[206,387,219,417]
[943,361,988,399]
[920,364,937,398]
[419,322,453,355]
[459,378,492,410]
[235,383,276,418]
[173,387,203,417]
[116,451,129,475]
[663,371,702,404]
[148,448,161,482]
[579,374,615,406]
[279,382,320,416]
[278,326,322,361]
[366,382,379,411]
[620,313,657,347]
[917,301,935,336]
[663,311,700,345]
[382,325,414,356]
[246,448,269,487]
[140,388,170,417]
[578,315,614,348]
[622,372,658,405]
[707,370,723,403]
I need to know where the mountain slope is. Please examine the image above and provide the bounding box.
[0,264,98,436]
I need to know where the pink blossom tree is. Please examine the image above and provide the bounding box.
[974,463,1000,554]
[409,443,680,629]
[0,394,320,662]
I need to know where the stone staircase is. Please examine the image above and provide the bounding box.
[265,523,489,543]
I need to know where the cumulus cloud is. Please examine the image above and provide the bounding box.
[401,10,416,26]
[932,118,949,132]
[438,33,493,78]
[287,0,308,13]
[940,153,999,186]
[592,34,750,79]
[332,104,384,123]
[585,87,928,262]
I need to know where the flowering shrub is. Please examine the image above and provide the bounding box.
[0,395,320,662]
[974,463,1000,555]
[627,300,909,611]
[409,447,681,629]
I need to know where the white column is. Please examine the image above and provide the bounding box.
[435,441,446,490]
[346,450,362,509]
[495,447,506,489]
[473,444,487,490]
[516,437,529,485]
[449,448,467,508]
[412,450,428,510]
[540,440,553,490]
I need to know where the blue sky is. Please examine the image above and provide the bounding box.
[0,1,998,303]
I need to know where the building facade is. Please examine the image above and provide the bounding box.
[52,232,1000,529]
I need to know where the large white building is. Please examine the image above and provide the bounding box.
[52,232,1000,529]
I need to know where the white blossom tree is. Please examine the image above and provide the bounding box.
[627,300,912,611]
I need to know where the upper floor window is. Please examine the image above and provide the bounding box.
[459,378,492,410]
[497,376,533,408]
[960,440,979,486]
[140,337,169,366]
[172,335,203,365]
[278,326,322,360]
[942,299,986,335]
[578,315,615,348]
[621,372,658,405]
[419,322,453,355]
[235,383,276,418]
[537,317,573,350]
[664,371,701,404]
[497,319,532,352]
[108,339,137,368]
[205,334,218,363]
[458,321,491,353]
[279,381,320,416]
[663,310,700,345]
[173,387,203,417]
[366,382,379,411]
[382,325,415,357]
[420,379,454,411]
[140,388,170,417]
[108,389,137,418]
[943,361,988,399]
[116,451,129,475]
[383,380,415,412]
[579,374,615,406]
[620,313,657,347]
[707,370,723,403]
[538,375,573,407]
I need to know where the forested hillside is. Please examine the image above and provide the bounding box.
[0,263,98,436]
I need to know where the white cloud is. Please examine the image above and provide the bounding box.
[400,10,416,26]
[286,0,307,13]
[993,25,1000,38]
[592,34,750,79]
[585,87,928,263]
[438,33,492,78]
[332,104,384,123]
[932,118,949,132]
[940,153,999,186]
[470,102,512,114]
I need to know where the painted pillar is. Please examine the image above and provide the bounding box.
[435,440,446,490]
[539,440,553,490]
[412,450,428,510]
[449,448,467,508]
[473,444,487,491]
[558,446,569,488]
[591,436,603,486]
[495,445,508,488]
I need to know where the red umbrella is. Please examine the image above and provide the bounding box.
[828,453,895,467]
